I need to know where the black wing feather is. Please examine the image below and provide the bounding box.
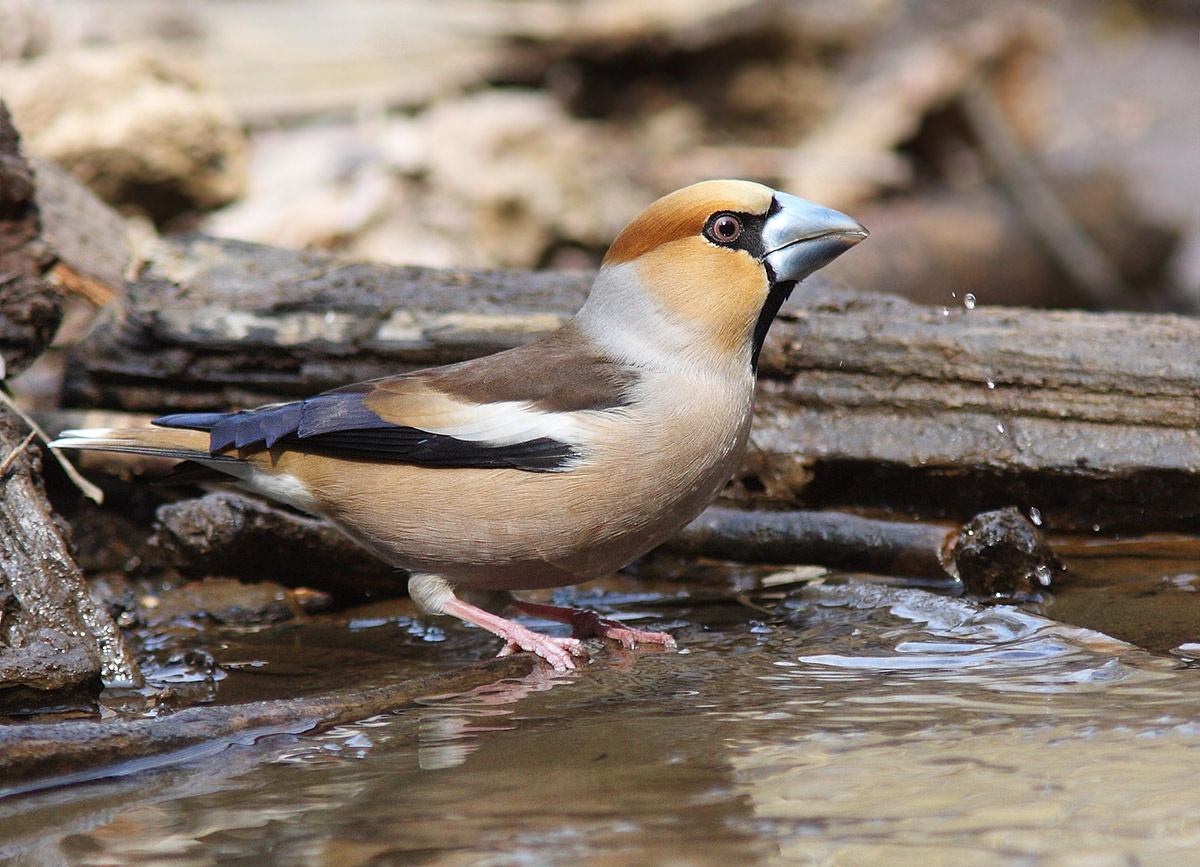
[153,392,578,472]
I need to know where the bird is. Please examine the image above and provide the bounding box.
[51,180,867,671]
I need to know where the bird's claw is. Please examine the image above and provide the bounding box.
[495,628,588,672]
[590,622,677,650]
[512,602,677,651]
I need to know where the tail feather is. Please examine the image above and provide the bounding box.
[152,412,231,431]
[48,427,235,463]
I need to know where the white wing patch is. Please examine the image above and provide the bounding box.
[416,400,587,447]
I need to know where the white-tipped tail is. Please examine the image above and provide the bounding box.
[49,427,227,462]
[50,426,318,512]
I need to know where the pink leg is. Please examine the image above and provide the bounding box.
[443,597,587,672]
[512,601,677,651]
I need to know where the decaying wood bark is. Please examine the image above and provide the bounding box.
[64,235,590,411]
[745,287,1200,530]
[64,232,1200,531]
[0,404,142,698]
[0,101,60,379]
[0,99,141,702]
[32,156,134,300]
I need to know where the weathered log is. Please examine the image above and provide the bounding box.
[0,403,141,701]
[62,233,1200,530]
[0,101,139,703]
[64,235,590,411]
[0,100,60,379]
[745,287,1200,530]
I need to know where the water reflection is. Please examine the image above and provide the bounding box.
[4,577,1200,864]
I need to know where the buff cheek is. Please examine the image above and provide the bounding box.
[634,238,768,355]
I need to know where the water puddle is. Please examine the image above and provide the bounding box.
[3,571,1200,864]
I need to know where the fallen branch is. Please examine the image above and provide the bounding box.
[108,487,1060,602]
[64,235,590,411]
[668,505,1060,598]
[0,390,103,503]
[0,430,34,478]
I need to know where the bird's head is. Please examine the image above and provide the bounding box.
[577,179,867,371]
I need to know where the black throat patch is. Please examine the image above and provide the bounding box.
[750,274,795,370]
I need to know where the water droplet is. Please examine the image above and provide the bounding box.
[996,422,1006,434]
[941,306,951,317]
[985,379,996,390]
[1033,564,1053,587]
[963,293,976,310]
[950,291,957,299]
[1092,524,1101,533]
[1029,507,1043,526]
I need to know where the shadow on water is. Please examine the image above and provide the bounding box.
[4,566,1200,863]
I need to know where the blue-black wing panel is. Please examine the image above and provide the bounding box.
[152,393,577,472]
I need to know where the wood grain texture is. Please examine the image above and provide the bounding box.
[0,102,60,379]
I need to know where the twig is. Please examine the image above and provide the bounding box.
[669,507,956,580]
[669,506,1063,598]
[0,390,104,503]
[0,430,35,479]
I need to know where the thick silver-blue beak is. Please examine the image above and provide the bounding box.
[762,191,868,283]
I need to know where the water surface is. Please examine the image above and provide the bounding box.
[3,577,1200,865]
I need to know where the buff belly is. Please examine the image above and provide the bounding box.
[248,409,751,592]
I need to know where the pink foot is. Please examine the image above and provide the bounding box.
[495,632,588,671]
[513,601,677,650]
[444,597,588,671]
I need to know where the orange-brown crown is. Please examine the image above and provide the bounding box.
[602,180,774,267]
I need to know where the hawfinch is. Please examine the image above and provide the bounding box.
[52,180,866,670]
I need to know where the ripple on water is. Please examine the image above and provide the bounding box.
[713,581,1195,735]
[8,580,1200,865]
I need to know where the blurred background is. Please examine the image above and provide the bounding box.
[0,0,1196,310]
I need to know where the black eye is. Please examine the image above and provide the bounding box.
[708,214,741,244]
